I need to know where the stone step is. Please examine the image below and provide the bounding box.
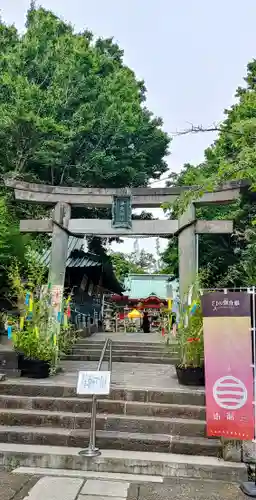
[0,395,206,419]
[0,383,205,405]
[0,425,220,455]
[77,340,172,348]
[72,349,177,358]
[64,354,179,364]
[13,466,164,483]
[75,343,171,351]
[0,443,246,481]
[0,409,206,437]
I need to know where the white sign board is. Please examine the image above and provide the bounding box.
[76,371,111,395]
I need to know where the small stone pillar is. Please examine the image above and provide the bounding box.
[104,304,113,332]
[222,438,243,462]
[242,441,256,463]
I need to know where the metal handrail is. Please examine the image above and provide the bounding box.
[79,338,112,458]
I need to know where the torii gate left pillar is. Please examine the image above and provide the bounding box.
[49,202,71,304]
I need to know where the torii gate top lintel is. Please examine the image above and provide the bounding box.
[4,179,249,208]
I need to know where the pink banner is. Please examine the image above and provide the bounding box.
[202,292,254,440]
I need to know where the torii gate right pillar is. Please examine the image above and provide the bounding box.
[178,203,196,299]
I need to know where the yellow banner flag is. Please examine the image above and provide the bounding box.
[19,317,24,330]
[29,295,33,312]
[167,298,172,310]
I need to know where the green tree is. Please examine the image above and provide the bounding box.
[203,60,256,190]
[163,167,256,287]
[0,7,170,188]
[171,60,256,204]
[127,249,157,272]
[109,248,157,285]
[109,251,144,285]
[0,196,29,294]
[163,60,256,285]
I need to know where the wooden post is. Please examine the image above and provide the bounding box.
[48,202,71,299]
[178,204,196,300]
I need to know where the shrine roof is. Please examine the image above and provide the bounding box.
[40,236,123,294]
[40,236,100,268]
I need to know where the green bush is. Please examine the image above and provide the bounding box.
[175,281,204,368]
[8,257,77,369]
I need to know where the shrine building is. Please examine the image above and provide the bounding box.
[110,274,178,330]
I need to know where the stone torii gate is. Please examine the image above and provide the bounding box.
[5,179,246,299]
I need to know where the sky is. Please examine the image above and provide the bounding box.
[1,0,256,256]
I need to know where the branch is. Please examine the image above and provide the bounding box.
[172,122,222,137]
[172,121,256,140]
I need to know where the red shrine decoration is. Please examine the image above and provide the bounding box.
[111,294,167,310]
[137,295,165,310]
[111,294,167,330]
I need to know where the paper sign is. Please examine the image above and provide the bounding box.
[51,285,63,307]
[76,371,111,395]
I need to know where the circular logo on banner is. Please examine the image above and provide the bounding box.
[213,375,247,410]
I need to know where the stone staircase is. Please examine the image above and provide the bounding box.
[0,380,247,481]
[64,339,179,364]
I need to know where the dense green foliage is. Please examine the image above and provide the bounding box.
[162,60,256,287]
[203,59,256,189]
[0,7,169,188]
[0,197,28,294]
[0,6,170,289]
[0,193,47,302]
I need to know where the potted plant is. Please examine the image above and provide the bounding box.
[13,325,56,378]
[10,286,61,378]
[7,257,74,378]
[175,282,205,386]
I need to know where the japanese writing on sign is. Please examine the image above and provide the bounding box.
[211,299,240,311]
[213,411,248,423]
[76,371,111,395]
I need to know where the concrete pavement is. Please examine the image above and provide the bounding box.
[0,361,203,391]
[1,473,248,500]
[128,479,247,500]
[0,471,39,500]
